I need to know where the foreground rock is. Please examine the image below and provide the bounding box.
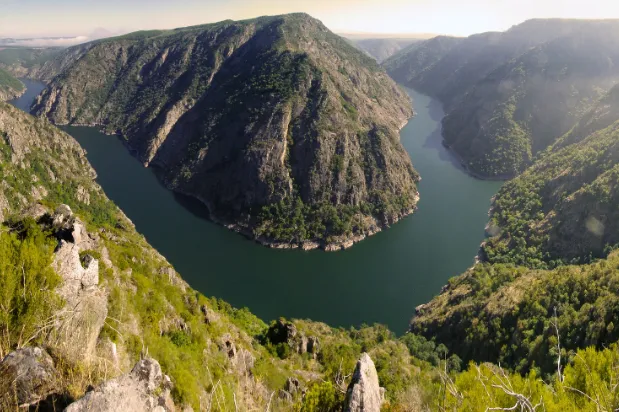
[0,347,58,407]
[64,358,174,412]
[344,353,383,412]
[47,205,108,363]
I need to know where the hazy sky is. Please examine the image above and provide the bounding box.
[2,0,619,39]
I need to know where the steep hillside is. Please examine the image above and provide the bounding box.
[385,20,588,110]
[481,84,619,268]
[386,19,619,178]
[412,253,619,377]
[31,14,418,251]
[0,67,24,101]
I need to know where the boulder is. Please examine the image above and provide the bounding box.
[344,353,383,412]
[64,358,174,412]
[0,347,58,407]
[53,240,100,297]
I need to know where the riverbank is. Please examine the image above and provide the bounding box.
[11,82,501,333]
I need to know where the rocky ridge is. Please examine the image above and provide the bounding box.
[31,13,419,250]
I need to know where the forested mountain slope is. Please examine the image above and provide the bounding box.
[411,82,619,379]
[386,19,619,177]
[31,14,419,251]
[481,83,619,268]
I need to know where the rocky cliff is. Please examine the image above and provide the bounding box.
[31,13,419,250]
[386,19,619,178]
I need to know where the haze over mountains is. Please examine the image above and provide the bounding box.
[386,19,619,178]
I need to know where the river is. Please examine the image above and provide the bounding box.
[11,79,502,333]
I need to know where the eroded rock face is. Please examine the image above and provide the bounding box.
[64,358,174,412]
[344,353,383,412]
[0,347,58,407]
[47,205,107,363]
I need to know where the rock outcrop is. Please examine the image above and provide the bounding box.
[47,205,108,363]
[266,319,320,358]
[0,347,58,408]
[64,358,175,412]
[344,353,383,412]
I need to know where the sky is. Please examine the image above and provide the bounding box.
[2,0,619,40]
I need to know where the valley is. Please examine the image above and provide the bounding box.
[11,82,500,332]
[4,8,619,411]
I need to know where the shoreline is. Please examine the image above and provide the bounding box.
[54,119,422,253]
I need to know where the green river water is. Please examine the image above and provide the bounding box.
[11,79,502,333]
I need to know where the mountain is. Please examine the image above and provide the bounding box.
[0,67,23,101]
[1,100,617,411]
[481,83,619,268]
[386,19,619,178]
[31,14,419,251]
[346,37,421,62]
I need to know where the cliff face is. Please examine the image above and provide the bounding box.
[386,19,619,178]
[31,14,418,249]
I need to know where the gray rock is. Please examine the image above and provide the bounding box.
[284,377,301,394]
[53,240,99,297]
[49,239,107,363]
[0,347,58,407]
[344,353,383,412]
[219,334,237,359]
[199,304,219,324]
[64,358,174,412]
[20,203,48,220]
[52,204,73,229]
